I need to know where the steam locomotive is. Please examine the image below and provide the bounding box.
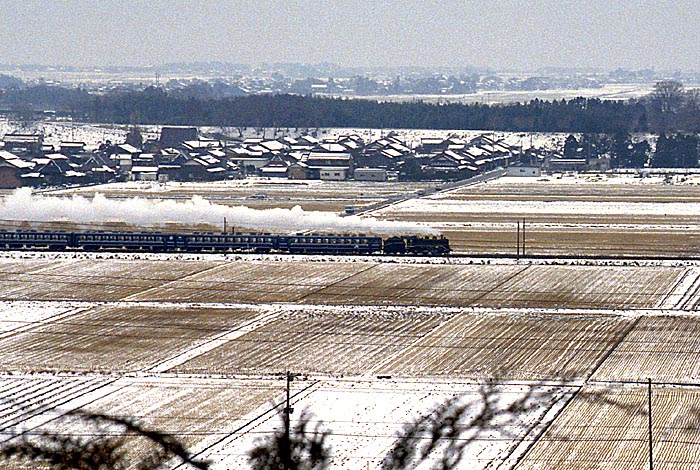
[0,229,451,256]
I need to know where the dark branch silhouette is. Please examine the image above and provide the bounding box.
[248,407,331,470]
[382,381,566,470]
[0,408,210,470]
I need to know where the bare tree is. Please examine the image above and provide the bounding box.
[248,408,331,470]
[381,382,558,470]
[651,80,685,114]
[0,409,210,470]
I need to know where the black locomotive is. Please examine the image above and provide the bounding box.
[0,229,450,256]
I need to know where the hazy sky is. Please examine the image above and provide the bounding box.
[1,0,698,71]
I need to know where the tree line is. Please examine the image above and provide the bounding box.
[2,80,700,135]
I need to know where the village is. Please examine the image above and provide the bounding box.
[0,123,608,189]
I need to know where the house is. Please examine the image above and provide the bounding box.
[159,126,198,148]
[130,166,159,181]
[0,150,33,188]
[417,137,447,154]
[260,154,291,178]
[547,157,588,172]
[226,146,272,174]
[287,163,310,180]
[305,152,353,179]
[163,153,227,182]
[27,154,83,186]
[319,168,347,181]
[507,165,541,177]
[315,142,348,153]
[59,141,86,156]
[423,150,477,179]
[354,168,387,181]
[181,139,221,154]
[2,133,44,157]
[80,154,116,184]
[259,140,288,153]
[117,143,141,156]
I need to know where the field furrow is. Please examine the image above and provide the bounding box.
[0,305,263,372]
[517,384,700,470]
[170,308,446,375]
[376,311,632,379]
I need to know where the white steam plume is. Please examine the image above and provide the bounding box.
[0,188,435,235]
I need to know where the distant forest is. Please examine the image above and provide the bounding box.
[1,79,700,135]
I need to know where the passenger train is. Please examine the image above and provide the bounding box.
[0,229,451,256]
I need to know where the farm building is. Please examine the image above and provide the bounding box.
[320,167,348,181]
[507,165,541,177]
[354,168,387,181]
[159,126,198,148]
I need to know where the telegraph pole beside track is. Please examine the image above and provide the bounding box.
[284,371,295,470]
[517,219,526,258]
[648,378,653,470]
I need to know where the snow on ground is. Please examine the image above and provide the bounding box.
[0,301,83,334]
[385,197,700,217]
[0,116,568,152]
[203,379,574,470]
[0,117,128,150]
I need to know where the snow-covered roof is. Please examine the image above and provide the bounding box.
[318,143,348,153]
[131,166,158,173]
[0,150,19,161]
[308,152,352,160]
[117,143,141,154]
[0,157,33,169]
[381,148,403,158]
[260,166,288,174]
[261,140,286,152]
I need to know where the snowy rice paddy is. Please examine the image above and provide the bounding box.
[4,173,700,468]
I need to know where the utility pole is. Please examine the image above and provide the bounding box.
[223,217,227,234]
[284,371,295,470]
[517,220,521,259]
[522,218,526,256]
[648,378,653,470]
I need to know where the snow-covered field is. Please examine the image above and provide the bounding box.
[4,172,700,468]
[0,249,700,468]
[0,117,568,152]
[0,117,129,150]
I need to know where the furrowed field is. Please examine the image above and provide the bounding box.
[3,173,700,469]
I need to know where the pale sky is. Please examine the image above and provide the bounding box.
[0,0,698,71]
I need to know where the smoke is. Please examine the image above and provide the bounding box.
[0,188,435,236]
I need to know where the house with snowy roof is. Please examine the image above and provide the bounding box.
[2,133,44,157]
[0,150,34,188]
[260,154,293,178]
[159,126,198,148]
[59,141,86,156]
[305,151,353,180]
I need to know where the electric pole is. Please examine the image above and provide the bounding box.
[284,371,295,470]
[648,378,653,470]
